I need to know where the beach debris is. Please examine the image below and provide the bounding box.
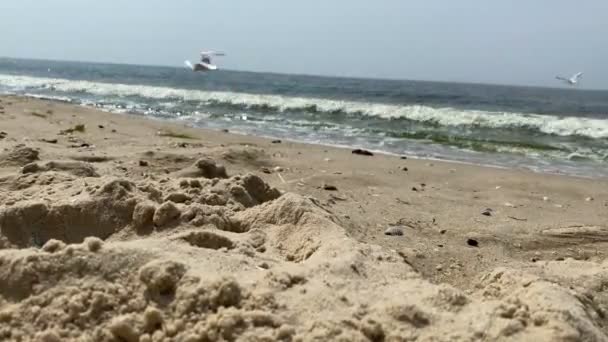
[384,226,404,236]
[554,204,563,208]
[401,156,407,160]
[396,198,410,205]
[352,149,374,156]
[221,128,229,133]
[324,158,332,162]
[412,187,418,192]
[467,239,479,247]
[440,229,447,234]
[542,196,549,201]
[261,167,271,174]
[508,216,527,222]
[495,186,501,190]
[60,124,86,135]
[481,208,493,216]
[271,139,282,144]
[402,166,408,171]
[330,194,347,201]
[274,166,284,172]
[40,138,58,144]
[323,184,338,191]
[0,131,7,139]
[585,197,594,202]
[70,142,91,148]
[98,124,105,129]
[504,202,515,208]
[139,160,149,167]
[111,129,117,133]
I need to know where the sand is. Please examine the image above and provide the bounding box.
[1,95,608,341]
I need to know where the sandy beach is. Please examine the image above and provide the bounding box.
[2,94,608,341]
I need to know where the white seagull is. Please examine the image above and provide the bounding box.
[556,72,583,86]
[184,51,226,72]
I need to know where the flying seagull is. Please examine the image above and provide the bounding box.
[556,72,583,86]
[184,51,226,72]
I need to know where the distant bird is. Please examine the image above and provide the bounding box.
[556,72,583,86]
[184,50,225,72]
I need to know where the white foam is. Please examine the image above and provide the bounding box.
[2,74,608,139]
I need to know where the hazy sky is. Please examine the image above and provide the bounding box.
[2,0,607,89]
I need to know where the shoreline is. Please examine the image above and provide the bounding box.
[2,94,608,340]
[7,92,605,181]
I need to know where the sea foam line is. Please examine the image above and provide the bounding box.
[2,74,608,139]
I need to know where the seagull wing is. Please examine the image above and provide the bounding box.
[201,51,226,57]
[572,72,583,80]
[556,76,569,82]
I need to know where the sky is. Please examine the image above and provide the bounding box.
[1,0,608,89]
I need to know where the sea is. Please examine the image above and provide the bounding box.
[1,57,608,178]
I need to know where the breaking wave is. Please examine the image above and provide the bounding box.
[2,74,608,139]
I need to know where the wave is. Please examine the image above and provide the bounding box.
[2,74,608,139]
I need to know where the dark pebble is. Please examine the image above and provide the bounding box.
[411,187,418,192]
[440,229,447,234]
[402,167,408,171]
[481,208,493,216]
[139,160,149,167]
[271,140,282,144]
[352,149,374,156]
[400,156,407,160]
[323,184,338,191]
[467,239,479,247]
[98,125,105,129]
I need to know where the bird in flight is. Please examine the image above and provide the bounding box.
[556,72,583,86]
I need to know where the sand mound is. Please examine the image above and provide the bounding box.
[1,157,608,341]
[0,145,39,167]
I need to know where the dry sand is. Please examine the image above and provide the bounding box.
[1,95,608,341]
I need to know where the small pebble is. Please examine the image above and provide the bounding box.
[467,239,479,247]
[542,196,549,201]
[585,197,594,202]
[271,140,282,144]
[323,184,338,191]
[352,149,374,156]
[481,208,493,216]
[98,125,105,129]
[139,160,149,167]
